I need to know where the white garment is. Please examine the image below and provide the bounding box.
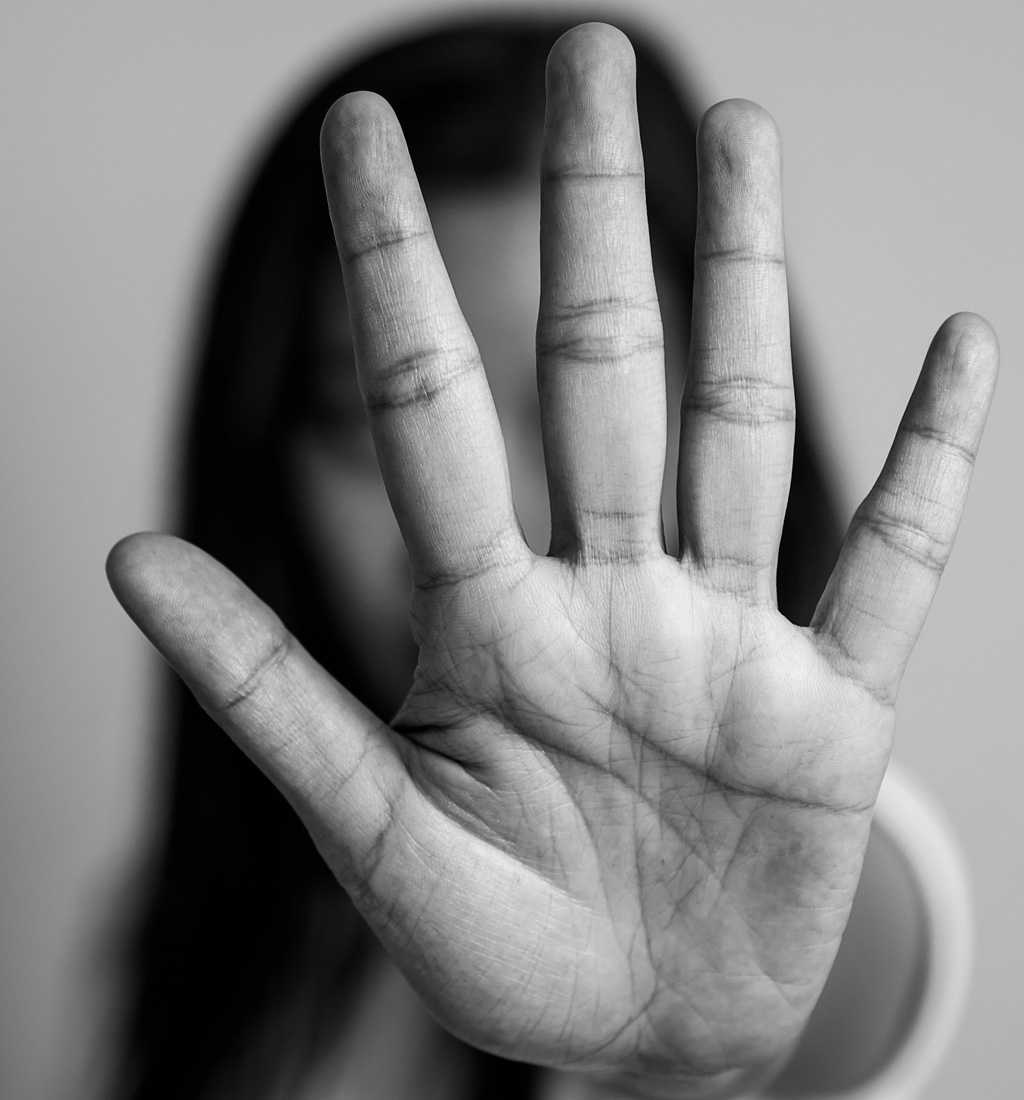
[750,761,974,1100]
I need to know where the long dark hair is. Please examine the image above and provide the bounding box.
[113,14,842,1099]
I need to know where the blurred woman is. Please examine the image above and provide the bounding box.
[109,14,988,1100]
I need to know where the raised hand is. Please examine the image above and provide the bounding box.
[106,23,998,1100]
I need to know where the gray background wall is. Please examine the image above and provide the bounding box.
[2,1,1021,1096]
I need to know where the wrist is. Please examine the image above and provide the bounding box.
[544,1046,795,1100]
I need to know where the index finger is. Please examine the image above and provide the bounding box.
[320,92,528,589]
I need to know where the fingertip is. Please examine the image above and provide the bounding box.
[918,314,1000,427]
[105,531,168,602]
[105,532,222,632]
[320,90,401,174]
[543,22,641,176]
[935,311,1000,379]
[698,99,781,173]
[104,532,182,649]
[546,21,636,99]
[701,98,779,138]
[548,21,635,70]
[105,531,137,587]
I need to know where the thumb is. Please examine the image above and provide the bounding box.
[104,531,408,885]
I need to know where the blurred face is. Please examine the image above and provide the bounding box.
[288,178,687,710]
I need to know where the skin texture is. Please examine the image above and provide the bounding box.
[105,23,999,1100]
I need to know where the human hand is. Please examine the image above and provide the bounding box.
[106,23,998,1100]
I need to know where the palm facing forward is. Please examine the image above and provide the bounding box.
[108,23,998,1100]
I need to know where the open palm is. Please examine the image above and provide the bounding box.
[107,23,998,1099]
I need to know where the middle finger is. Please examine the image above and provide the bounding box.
[537,24,667,565]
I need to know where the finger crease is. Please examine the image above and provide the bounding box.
[219,630,293,713]
[340,227,433,266]
[901,421,978,465]
[363,352,479,412]
[695,247,785,266]
[852,508,950,573]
